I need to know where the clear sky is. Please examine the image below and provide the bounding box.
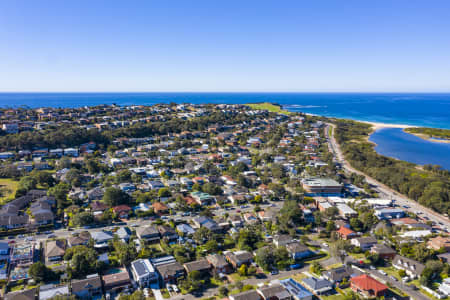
[1,0,450,92]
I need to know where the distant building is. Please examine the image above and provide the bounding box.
[302,178,342,196]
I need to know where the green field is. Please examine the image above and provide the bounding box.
[0,178,19,204]
[246,102,292,115]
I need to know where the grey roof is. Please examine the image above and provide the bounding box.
[302,277,332,291]
[136,225,159,237]
[393,255,425,275]
[207,254,228,268]
[371,244,396,255]
[183,259,211,273]
[155,262,184,277]
[324,266,351,282]
[258,284,290,299]
[71,275,102,293]
[286,242,311,253]
[132,259,155,276]
[5,288,36,300]
[230,289,261,300]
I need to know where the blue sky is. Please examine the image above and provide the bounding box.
[1,0,450,92]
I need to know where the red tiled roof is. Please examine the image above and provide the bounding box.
[351,274,388,292]
[337,226,355,236]
[152,202,168,211]
[112,205,131,213]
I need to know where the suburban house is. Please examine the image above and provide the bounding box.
[229,290,261,300]
[273,235,294,247]
[91,231,113,248]
[130,259,158,287]
[136,226,160,243]
[323,266,351,283]
[152,202,169,215]
[193,216,221,232]
[155,262,185,284]
[392,255,425,279]
[370,244,396,260]
[5,288,36,300]
[45,240,66,263]
[427,236,450,251]
[280,278,313,300]
[39,284,69,300]
[71,274,103,299]
[350,274,388,298]
[336,227,357,240]
[302,277,333,295]
[102,269,132,294]
[351,237,377,251]
[158,225,178,242]
[225,250,254,268]
[207,254,232,274]
[183,258,212,276]
[286,243,314,260]
[190,191,215,206]
[112,205,132,219]
[68,231,91,247]
[257,284,291,300]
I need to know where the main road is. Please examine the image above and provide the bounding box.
[325,123,450,230]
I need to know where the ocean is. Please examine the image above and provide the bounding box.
[0,92,449,168]
[1,92,450,129]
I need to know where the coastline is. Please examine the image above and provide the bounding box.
[403,131,450,144]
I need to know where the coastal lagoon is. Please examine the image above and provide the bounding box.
[369,128,450,170]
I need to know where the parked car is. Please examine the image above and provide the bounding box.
[389,275,398,281]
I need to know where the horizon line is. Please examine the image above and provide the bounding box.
[1,91,450,94]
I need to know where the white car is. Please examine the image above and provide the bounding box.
[379,270,387,276]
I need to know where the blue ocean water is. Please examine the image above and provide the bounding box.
[0,92,449,168]
[0,92,449,129]
[369,128,450,170]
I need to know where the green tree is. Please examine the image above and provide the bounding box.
[72,211,94,227]
[29,261,54,282]
[48,182,71,209]
[103,187,130,206]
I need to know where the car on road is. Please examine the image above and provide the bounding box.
[402,277,410,283]
[45,231,53,234]
[378,270,387,276]
[25,237,34,241]
[369,265,376,270]
[389,275,397,281]
[270,269,279,275]
[47,234,56,238]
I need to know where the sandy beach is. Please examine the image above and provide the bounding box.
[363,121,414,131]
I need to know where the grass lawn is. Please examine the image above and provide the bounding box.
[246,103,292,115]
[0,178,19,204]
[325,263,343,270]
[161,288,170,299]
[379,266,402,280]
[10,284,25,292]
[290,272,308,282]
[229,272,250,282]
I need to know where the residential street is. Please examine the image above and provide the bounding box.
[326,123,450,229]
